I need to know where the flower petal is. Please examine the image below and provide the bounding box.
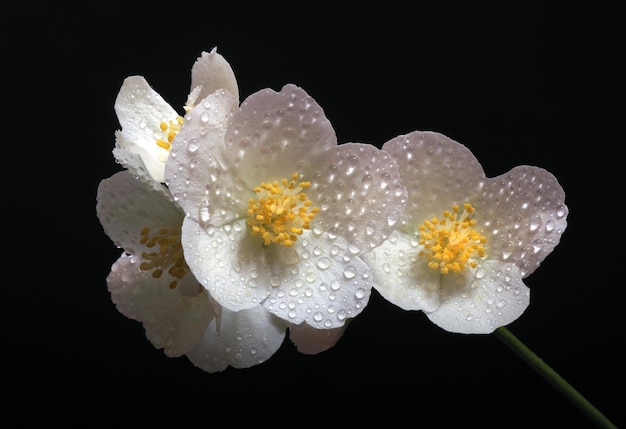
[107,253,213,356]
[426,260,530,334]
[180,218,272,311]
[114,76,180,183]
[288,322,346,355]
[190,47,239,106]
[186,305,287,372]
[382,131,485,230]
[363,230,440,312]
[308,142,407,257]
[113,132,167,190]
[262,235,373,329]
[96,171,181,255]
[165,89,244,227]
[476,165,568,277]
[222,84,338,187]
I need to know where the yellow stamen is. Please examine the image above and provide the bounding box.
[139,226,189,289]
[246,173,319,247]
[418,203,487,274]
[155,116,184,151]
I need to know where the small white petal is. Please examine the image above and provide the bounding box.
[362,230,440,312]
[107,253,212,357]
[190,47,239,105]
[96,171,181,254]
[181,218,272,311]
[289,322,346,355]
[186,305,287,372]
[114,76,180,183]
[426,261,530,334]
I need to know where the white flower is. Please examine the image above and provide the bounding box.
[362,131,568,334]
[165,84,407,329]
[97,170,289,371]
[112,47,238,187]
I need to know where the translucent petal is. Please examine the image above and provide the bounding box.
[382,131,484,231]
[222,84,337,187]
[288,323,346,355]
[190,47,239,105]
[475,165,568,277]
[180,218,272,311]
[107,253,213,357]
[165,89,245,227]
[262,235,373,329]
[114,76,180,183]
[426,261,530,334]
[96,171,182,255]
[186,305,287,372]
[362,230,440,312]
[307,142,407,256]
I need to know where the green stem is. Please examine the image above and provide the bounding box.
[494,327,617,429]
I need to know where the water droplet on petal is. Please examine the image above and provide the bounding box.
[343,266,357,279]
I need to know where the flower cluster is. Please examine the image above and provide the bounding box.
[96,48,568,372]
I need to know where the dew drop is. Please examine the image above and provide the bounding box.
[501,242,514,260]
[386,209,400,227]
[269,274,281,287]
[343,266,357,279]
[529,214,542,231]
[475,267,486,279]
[316,257,331,270]
[199,197,212,226]
[281,248,300,265]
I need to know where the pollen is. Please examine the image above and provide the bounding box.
[418,203,487,274]
[246,173,320,247]
[155,116,184,150]
[139,226,189,289]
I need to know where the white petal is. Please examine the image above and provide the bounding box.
[165,89,244,226]
[222,84,338,187]
[262,235,373,329]
[96,171,181,255]
[288,323,346,355]
[112,132,169,193]
[362,230,440,312]
[476,165,568,277]
[114,76,180,183]
[307,142,407,257]
[186,305,287,372]
[180,218,272,311]
[107,253,213,357]
[426,260,530,334]
[382,131,484,229]
[190,47,239,105]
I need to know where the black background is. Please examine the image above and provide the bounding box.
[6,2,623,427]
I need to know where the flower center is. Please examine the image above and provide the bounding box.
[139,226,189,288]
[246,173,320,247]
[155,116,184,151]
[418,203,487,274]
